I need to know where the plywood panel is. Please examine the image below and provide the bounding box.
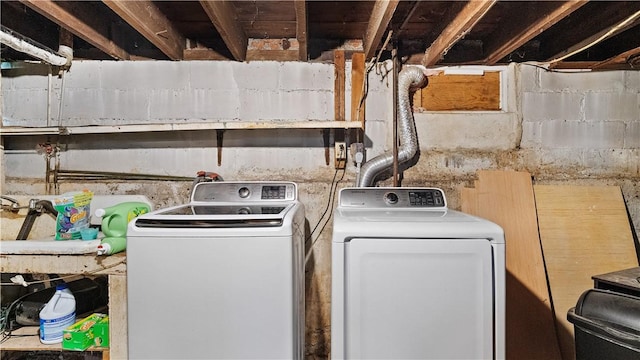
[414,72,500,111]
[534,185,639,360]
[461,170,561,360]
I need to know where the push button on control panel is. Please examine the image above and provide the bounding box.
[409,189,445,207]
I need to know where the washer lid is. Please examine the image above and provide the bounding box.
[132,203,295,228]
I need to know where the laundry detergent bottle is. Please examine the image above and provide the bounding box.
[95,202,151,238]
[39,283,76,344]
[95,202,150,255]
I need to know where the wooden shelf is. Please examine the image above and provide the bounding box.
[1,326,107,352]
[0,120,363,136]
[0,252,127,359]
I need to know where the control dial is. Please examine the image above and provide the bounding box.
[384,192,399,205]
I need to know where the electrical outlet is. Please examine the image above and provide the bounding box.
[335,142,346,169]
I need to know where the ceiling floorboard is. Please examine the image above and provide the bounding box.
[422,0,497,67]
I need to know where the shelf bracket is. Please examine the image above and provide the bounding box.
[216,130,224,166]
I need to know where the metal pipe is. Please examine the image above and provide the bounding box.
[0,27,69,66]
[392,44,399,186]
[357,66,427,187]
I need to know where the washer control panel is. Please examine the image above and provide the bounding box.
[192,182,297,202]
[340,187,447,209]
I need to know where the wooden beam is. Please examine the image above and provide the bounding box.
[593,46,640,70]
[422,0,496,67]
[484,1,586,65]
[334,50,346,122]
[294,0,308,61]
[199,0,248,61]
[547,13,640,63]
[19,0,130,60]
[102,0,185,60]
[363,0,399,60]
[351,52,366,123]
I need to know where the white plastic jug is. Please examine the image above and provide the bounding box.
[39,283,76,344]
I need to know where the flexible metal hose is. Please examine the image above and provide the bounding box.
[357,66,427,187]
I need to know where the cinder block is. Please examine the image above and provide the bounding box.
[67,61,102,89]
[149,89,197,120]
[191,89,240,120]
[189,61,237,90]
[101,61,189,91]
[519,63,540,93]
[625,121,640,148]
[414,112,519,150]
[521,121,542,148]
[625,71,640,90]
[585,92,639,121]
[2,89,49,125]
[583,148,637,174]
[102,89,150,121]
[540,120,625,149]
[540,70,625,92]
[279,62,334,91]
[1,72,47,90]
[62,89,105,125]
[522,92,583,121]
[238,89,279,120]
[233,62,280,90]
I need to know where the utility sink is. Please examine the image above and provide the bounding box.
[1,194,152,255]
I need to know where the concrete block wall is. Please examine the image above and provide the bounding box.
[2,61,639,358]
[520,65,639,176]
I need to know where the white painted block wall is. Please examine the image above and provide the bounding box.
[2,60,639,358]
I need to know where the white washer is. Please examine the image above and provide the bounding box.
[127,181,305,360]
[331,187,505,360]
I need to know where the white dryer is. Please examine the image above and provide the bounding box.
[331,187,505,359]
[127,181,305,359]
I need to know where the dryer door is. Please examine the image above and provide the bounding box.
[344,238,494,359]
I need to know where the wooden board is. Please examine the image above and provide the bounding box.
[460,170,562,360]
[534,185,639,360]
[413,71,501,111]
[350,52,366,122]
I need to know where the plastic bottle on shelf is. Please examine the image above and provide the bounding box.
[39,283,76,344]
[96,237,127,256]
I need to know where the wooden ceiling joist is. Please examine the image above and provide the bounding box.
[547,11,640,63]
[102,0,185,60]
[19,0,130,60]
[363,0,399,60]
[199,0,248,61]
[593,46,640,70]
[294,0,308,61]
[483,0,586,65]
[422,0,497,67]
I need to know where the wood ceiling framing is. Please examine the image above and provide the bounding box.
[2,0,640,70]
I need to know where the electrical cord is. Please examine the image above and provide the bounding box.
[305,148,346,265]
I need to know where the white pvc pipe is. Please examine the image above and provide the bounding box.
[0,29,68,66]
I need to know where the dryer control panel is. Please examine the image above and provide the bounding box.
[339,187,447,209]
[191,182,297,202]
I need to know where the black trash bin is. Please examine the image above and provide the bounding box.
[567,289,640,360]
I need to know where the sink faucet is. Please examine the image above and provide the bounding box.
[1,195,22,213]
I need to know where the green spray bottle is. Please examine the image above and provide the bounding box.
[95,202,150,255]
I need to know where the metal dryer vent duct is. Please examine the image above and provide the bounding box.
[357,66,427,187]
